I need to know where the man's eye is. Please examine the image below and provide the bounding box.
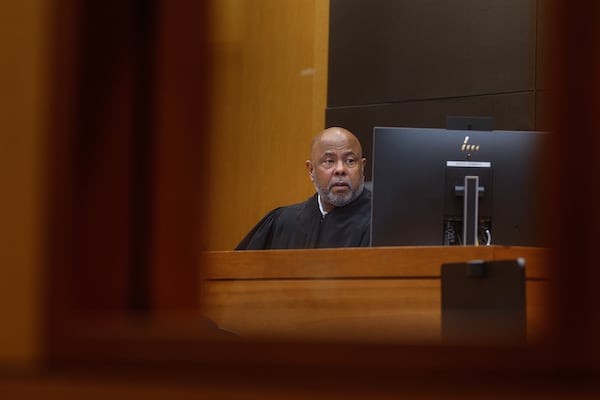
[322,159,334,166]
[345,158,356,166]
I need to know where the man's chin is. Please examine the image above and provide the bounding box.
[327,193,353,207]
[316,183,363,208]
[329,183,364,205]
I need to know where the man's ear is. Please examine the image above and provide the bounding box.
[306,160,315,182]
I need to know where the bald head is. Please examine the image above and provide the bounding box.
[310,127,363,162]
[306,127,366,212]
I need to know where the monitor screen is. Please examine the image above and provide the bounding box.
[370,127,548,247]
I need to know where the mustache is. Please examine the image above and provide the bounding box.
[328,179,352,190]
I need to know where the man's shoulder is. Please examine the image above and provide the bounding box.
[273,194,317,215]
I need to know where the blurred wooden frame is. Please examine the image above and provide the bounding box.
[44,0,208,361]
[43,0,600,394]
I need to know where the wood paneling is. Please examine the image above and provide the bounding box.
[0,0,48,365]
[203,279,442,343]
[206,0,330,250]
[201,245,550,279]
[326,0,541,173]
[200,246,551,343]
[328,0,536,107]
[202,279,549,343]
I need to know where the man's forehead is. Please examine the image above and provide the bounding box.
[321,147,357,155]
[314,144,360,161]
[313,135,359,151]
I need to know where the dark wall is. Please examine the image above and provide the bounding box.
[326,0,543,179]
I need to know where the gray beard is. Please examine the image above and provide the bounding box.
[314,178,364,208]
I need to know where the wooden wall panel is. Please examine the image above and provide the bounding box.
[328,0,536,107]
[326,0,541,177]
[0,0,48,365]
[206,0,330,250]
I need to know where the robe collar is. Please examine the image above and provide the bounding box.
[317,195,328,218]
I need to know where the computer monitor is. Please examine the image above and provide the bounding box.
[370,127,548,247]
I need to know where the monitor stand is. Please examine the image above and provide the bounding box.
[463,175,479,245]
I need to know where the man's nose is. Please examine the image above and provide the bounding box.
[334,159,347,175]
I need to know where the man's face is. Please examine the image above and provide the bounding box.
[307,130,366,211]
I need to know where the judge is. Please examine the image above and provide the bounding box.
[236,127,371,250]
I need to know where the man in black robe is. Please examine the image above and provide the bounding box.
[236,127,371,249]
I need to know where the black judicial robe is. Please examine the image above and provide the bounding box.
[235,189,371,250]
